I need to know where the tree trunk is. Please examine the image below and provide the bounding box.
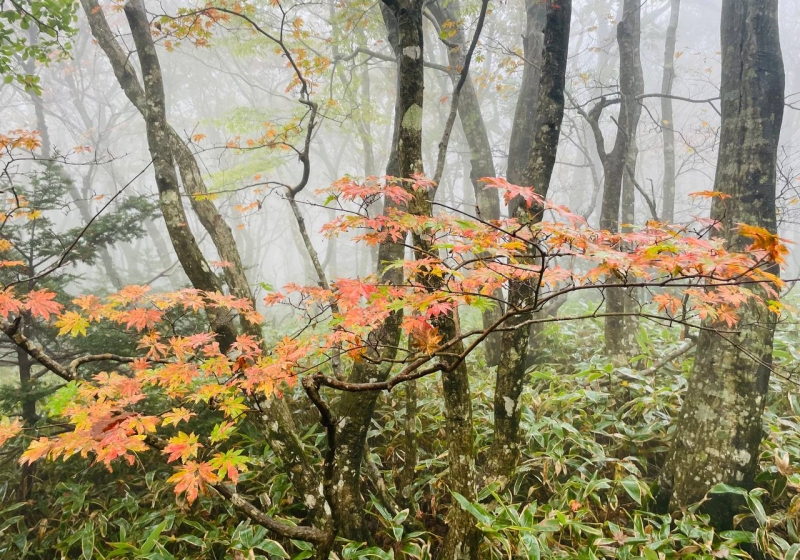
[660,0,681,224]
[506,0,547,188]
[16,329,36,501]
[487,0,572,485]
[120,0,238,347]
[428,0,503,367]
[598,0,643,356]
[664,0,784,530]
[84,0,325,522]
[327,0,424,541]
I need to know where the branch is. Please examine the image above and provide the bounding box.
[335,46,451,73]
[144,436,330,544]
[626,162,659,221]
[635,338,697,377]
[1,319,74,381]
[432,0,490,187]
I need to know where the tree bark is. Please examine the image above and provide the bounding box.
[428,0,503,367]
[486,0,572,484]
[326,0,424,542]
[120,0,238,347]
[598,0,643,356]
[660,0,681,224]
[664,0,784,531]
[506,0,547,188]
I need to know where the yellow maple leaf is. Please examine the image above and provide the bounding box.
[55,311,90,337]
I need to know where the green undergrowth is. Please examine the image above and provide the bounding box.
[1,299,800,559]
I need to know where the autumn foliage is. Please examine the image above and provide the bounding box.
[0,177,789,504]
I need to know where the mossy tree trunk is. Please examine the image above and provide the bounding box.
[327,0,424,542]
[487,0,572,485]
[664,0,784,530]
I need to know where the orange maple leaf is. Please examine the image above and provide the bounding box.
[738,224,790,265]
[163,432,202,463]
[168,461,219,504]
[25,289,63,320]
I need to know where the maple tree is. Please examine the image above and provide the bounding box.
[0,174,788,531]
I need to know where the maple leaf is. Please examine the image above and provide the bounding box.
[209,420,237,444]
[20,437,54,465]
[119,308,162,331]
[24,289,63,320]
[0,417,22,448]
[738,223,789,265]
[409,323,443,355]
[113,285,151,305]
[55,311,90,337]
[652,293,683,316]
[163,432,202,463]
[481,177,543,209]
[688,190,731,200]
[0,289,22,319]
[218,396,248,419]
[162,407,195,428]
[168,461,220,504]
[209,449,250,484]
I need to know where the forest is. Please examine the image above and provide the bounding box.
[0,0,798,558]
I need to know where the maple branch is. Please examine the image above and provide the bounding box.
[300,375,337,555]
[626,162,660,221]
[333,46,451,73]
[1,319,74,382]
[68,353,170,373]
[214,484,330,545]
[143,436,330,544]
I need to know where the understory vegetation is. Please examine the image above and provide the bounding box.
[3,298,800,559]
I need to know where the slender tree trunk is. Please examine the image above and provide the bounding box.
[486,0,572,484]
[16,331,36,501]
[598,0,643,356]
[428,0,503,366]
[120,0,236,343]
[661,0,681,223]
[506,0,547,187]
[84,0,325,521]
[327,0,424,541]
[664,0,784,530]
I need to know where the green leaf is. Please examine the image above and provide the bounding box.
[257,540,289,558]
[452,492,493,526]
[785,543,800,560]
[81,523,95,560]
[140,519,168,554]
[178,535,204,548]
[744,492,768,526]
[709,483,748,496]
[621,477,642,505]
[521,533,541,560]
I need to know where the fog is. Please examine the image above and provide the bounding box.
[2,0,797,298]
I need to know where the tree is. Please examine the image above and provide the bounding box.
[488,0,572,484]
[661,0,785,530]
[660,0,681,224]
